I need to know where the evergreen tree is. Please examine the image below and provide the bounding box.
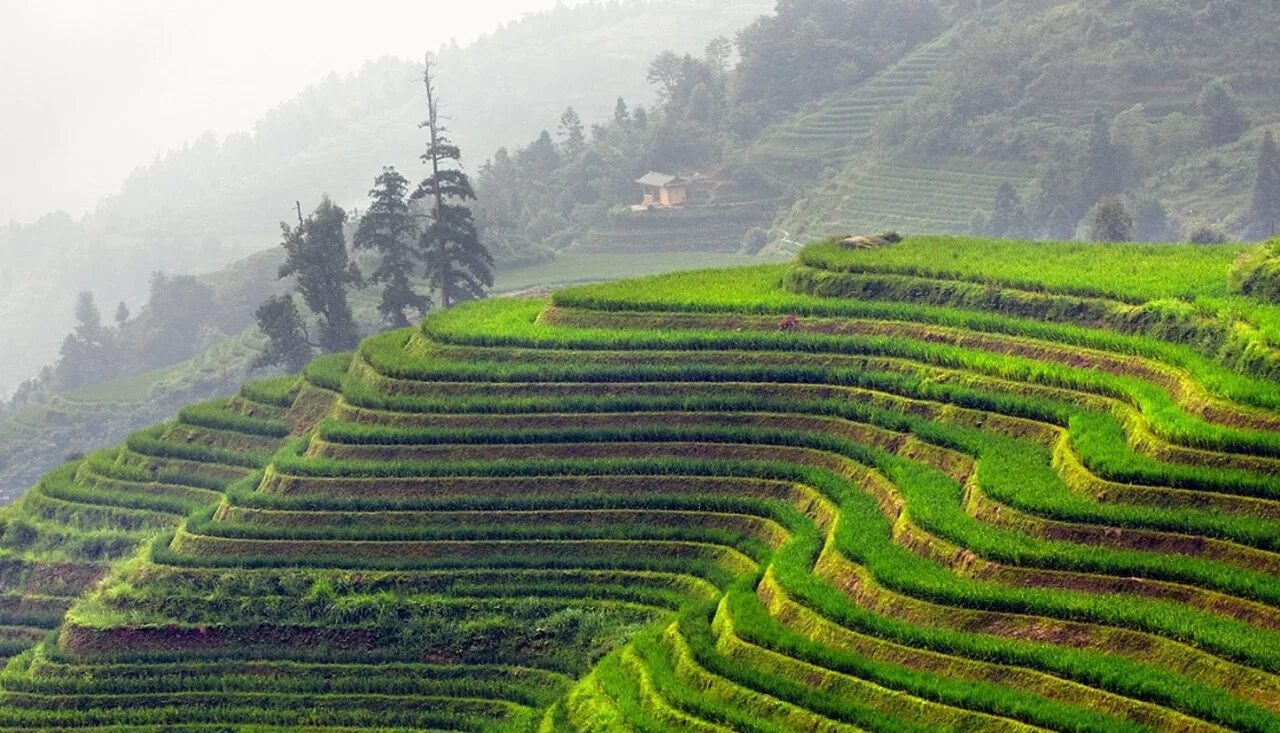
[558,107,585,156]
[705,36,733,76]
[251,295,315,372]
[413,56,494,309]
[114,301,130,328]
[1045,205,1076,240]
[73,291,104,344]
[353,167,429,328]
[1133,197,1171,242]
[1079,111,1123,209]
[1249,131,1280,237]
[276,197,362,352]
[1199,80,1249,146]
[1088,196,1134,242]
[519,131,562,179]
[985,182,1026,238]
[55,291,113,388]
[613,97,630,127]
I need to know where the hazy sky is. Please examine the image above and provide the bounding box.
[0,0,580,225]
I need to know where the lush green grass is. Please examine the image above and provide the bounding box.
[493,252,789,293]
[2,237,1280,731]
[799,236,1280,345]
[801,237,1248,302]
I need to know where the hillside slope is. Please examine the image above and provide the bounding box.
[0,237,1277,729]
[0,0,773,398]
[0,250,773,502]
[767,0,1280,249]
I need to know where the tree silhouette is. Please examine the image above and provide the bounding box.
[1250,132,1280,237]
[354,168,429,327]
[412,56,493,309]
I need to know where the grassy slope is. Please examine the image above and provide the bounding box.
[754,1,1280,251]
[0,236,1274,729]
[0,251,783,503]
[798,238,1247,301]
[799,237,1280,342]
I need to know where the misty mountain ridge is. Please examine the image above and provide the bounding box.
[0,0,772,398]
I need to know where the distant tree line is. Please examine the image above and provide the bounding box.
[971,83,1280,243]
[5,56,500,406]
[256,0,951,367]
[878,0,1280,243]
[18,0,1280,410]
[0,265,281,415]
[475,0,948,262]
[253,57,492,372]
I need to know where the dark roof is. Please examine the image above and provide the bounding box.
[636,171,685,187]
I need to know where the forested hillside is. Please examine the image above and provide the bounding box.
[10,0,1280,402]
[0,0,773,399]
[774,0,1280,246]
[474,0,1280,258]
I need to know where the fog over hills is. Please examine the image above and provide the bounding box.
[0,0,772,397]
[0,0,588,224]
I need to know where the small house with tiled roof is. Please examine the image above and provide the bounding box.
[633,171,689,210]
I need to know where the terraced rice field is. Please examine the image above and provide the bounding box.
[743,23,1044,250]
[749,32,955,186]
[0,236,1279,730]
[770,159,1038,249]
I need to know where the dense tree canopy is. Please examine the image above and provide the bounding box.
[134,272,219,369]
[55,292,113,390]
[277,197,362,352]
[734,0,942,121]
[353,168,430,328]
[250,294,315,372]
[1089,197,1135,242]
[1199,80,1250,146]
[1250,132,1280,238]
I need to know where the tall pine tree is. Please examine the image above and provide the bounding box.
[558,107,585,156]
[55,291,115,388]
[354,168,429,327]
[1079,111,1123,210]
[985,182,1026,238]
[613,97,631,127]
[413,56,493,309]
[1249,131,1280,238]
